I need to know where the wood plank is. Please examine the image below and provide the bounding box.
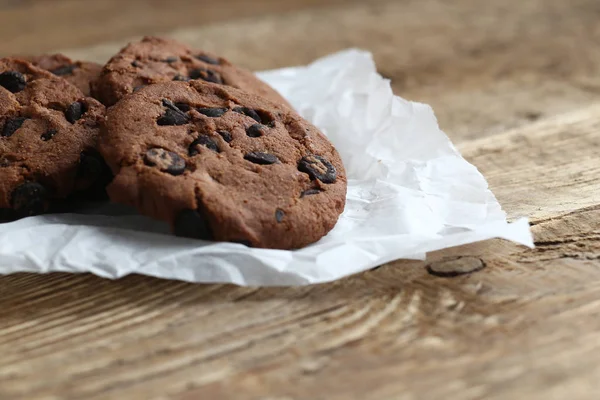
[1,0,600,398]
[4,0,598,141]
[460,103,600,221]
[1,104,599,399]
[0,0,360,56]
[63,0,600,142]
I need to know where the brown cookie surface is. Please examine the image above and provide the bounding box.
[92,36,291,108]
[0,58,106,219]
[24,54,102,97]
[100,81,346,249]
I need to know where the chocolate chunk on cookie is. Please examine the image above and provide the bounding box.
[0,71,27,93]
[91,36,291,108]
[100,81,346,249]
[23,54,102,97]
[0,58,107,219]
[298,154,337,184]
[244,151,279,165]
[144,148,186,175]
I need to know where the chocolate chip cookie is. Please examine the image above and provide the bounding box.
[92,36,291,108]
[100,80,346,249]
[24,54,102,97]
[0,58,106,219]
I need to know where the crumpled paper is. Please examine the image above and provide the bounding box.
[0,49,533,286]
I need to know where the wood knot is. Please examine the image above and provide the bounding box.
[426,256,486,278]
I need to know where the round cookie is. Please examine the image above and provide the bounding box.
[92,36,291,108]
[100,80,346,249]
[0,58,106,219]
[23,54,102,97]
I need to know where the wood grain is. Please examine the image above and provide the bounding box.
[62,0,600,142]
[1,0,600,399]
[3,103,600,399]
[461,104,600,221]
[0,0,360,57]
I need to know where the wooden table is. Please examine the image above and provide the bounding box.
[2,0,600,398]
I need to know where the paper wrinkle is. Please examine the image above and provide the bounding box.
[0,49,533,286]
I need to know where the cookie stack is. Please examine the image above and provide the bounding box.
[0,37,347,249]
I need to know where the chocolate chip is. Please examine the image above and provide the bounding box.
[234,107,274,126]
[204,70,223,83]
[189,68,222,84]
[174,209,213,241]
[163,56,178,63]
[195,54,220,65]
[196,107,227,118]
[2,117,27,137]
[244,152,279,165]
[40,128,57,141]
[300,188,323,197]
[162,99,181,111]
[144,148,186,175]
[0,157,11,167]
[75,152,113,195]
[275,209,285,223]
[65,101,87,124]
[189,135,219,155]
[173,75,190,82]
[246,124,266,138]
[298,155,337,184]
[218,130,232,143]
[131,60,142,68]
[157,99,189,126]
[174,102,191,112]
[77,152,104,181]
[133,85,146,93]
[188,69,203,80]
[163,99,190,114]
[233,107,262,123]
[11,182,49,217]
[50,64,77,76]
[0,71,26,93]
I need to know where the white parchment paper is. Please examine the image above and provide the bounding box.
[0,49,533,286]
